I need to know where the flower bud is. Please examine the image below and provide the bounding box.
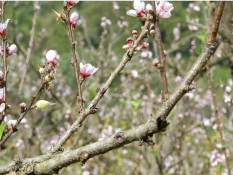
[126,37,133,44]
[35,100,56,109]
[122,44,131,50]
[19,102,27,112]
[39,67,45,75]
[153,58,159,67]
[132,30,137,36]
[140,42,149,49]
[45,73,54,83]
[0,70,4,82]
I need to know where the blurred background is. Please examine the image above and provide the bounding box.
[1,1,233,175]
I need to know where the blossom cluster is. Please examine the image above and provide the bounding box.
[126,0,174,19]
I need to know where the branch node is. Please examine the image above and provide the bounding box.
[114,132,125,144]
[156,117,170,132]
[139,136,155,146]
[90,106,98,114]
[80,151,89,160]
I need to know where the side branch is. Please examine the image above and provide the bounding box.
[152,2,169,100]
[64,5,83,108]
[51,19,150,153]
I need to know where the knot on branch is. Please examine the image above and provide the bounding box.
[81,151,89,160]
[22,164,34,175]
[79,152,89,166]
[114,132,126,144]
[156,117,170,132]
[207,41,219,55]
[184,83,196,93]
[90,106,99,114]
[12,158,23,172]
[139,136,155,146]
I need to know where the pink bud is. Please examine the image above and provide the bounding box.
[153,58,159,66]
[0,19,10,37]
[20,102,27,112]
[140,42,149,49]
[0,70,4,82]
[8,44,17,56]
[122,44,131,50]
[132,30,138,36]
[126,37,133,44]
[67,0,79,7]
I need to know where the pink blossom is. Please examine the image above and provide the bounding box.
[67,0,79,8]
[126,0,145,17]
[7,44,17,58]
[0,70,4,82]
[145,4,153,13]
[46,50,59,66]
[140,51,152,58]
[79,62,98,79]
[210,150,225,167]
[101,17,112,27]
[156,0,174,18]
[0,19,10,37]
[70,11,83,29]
[15,138,25,149]
[7,119,18,129]
[0,88,5,113]
[122,44,131,50]
[131,70,139,78]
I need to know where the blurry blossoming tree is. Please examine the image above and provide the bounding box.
[0,0,232,175]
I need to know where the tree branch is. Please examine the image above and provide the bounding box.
[51,19,151,153]
[0,2,225,175]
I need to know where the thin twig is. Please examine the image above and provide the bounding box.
[1,1,8,123]
[206,64,231,175]
[50,19,151,153]
[18,1,39,95]
[63,4,82,109]
[0,82,45,148]
[152,2,169,100]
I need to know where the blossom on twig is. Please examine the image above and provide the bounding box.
[0,19,10,37]
[70,11,83,29]
[126,0,145,17]
[79,62,98,79]
[46,50,60,67]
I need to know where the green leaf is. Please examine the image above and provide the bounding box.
[0,122,6,140]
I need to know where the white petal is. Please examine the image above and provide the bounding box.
[0,88,3,99]
[126,10,137,17]
[146,4,153,12]
[0,103,5,113]
[70,11,79,22]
